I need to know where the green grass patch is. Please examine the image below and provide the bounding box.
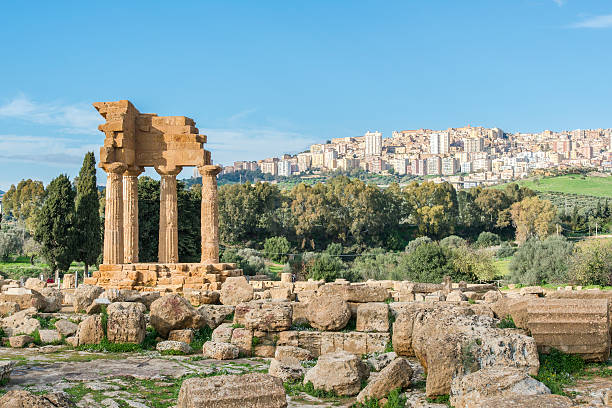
[351,388,406,407]
[495,175,612,198]
[497,315,516,329]
[426,394,450,405]
[534,349,585,395]
[493,258,511,277]
[190,326,213,351]
[284,380,344,400]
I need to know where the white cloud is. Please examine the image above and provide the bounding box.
[0,94,102,134]
[570,14,612,28]
[227,108,258,122]
[0,135,99,166]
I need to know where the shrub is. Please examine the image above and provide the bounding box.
[350,250,400,281]
[535,348,585,395]
[451,246,497,281]
[405,236,432,253]
[397,242,456,283]
[0,229,23,261]
[307,253,347,282]
[439,235,466,249]
[324,242,343,256]
[220,248,268,276]
[475,231,500,248]
[509,236,573,285]
[263,236,291,263]
[568,239,612,286]
[496,241,516,258]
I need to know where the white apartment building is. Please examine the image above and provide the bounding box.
[430,132,450,155]
[324,149,338,169]
[390,158,409,175]
[427,156,442,175]
[260,161,277,175]
[365,131,382,156]
[463,137,484,153]
[297,153,312,172]
[442,157,458,175]
[277,160,292,177]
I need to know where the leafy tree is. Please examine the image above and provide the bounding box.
[33,175,76,273]
[0,228,23,261]
[510,196,558,243]
[307,253,347,282]
[474,189,510,231]
[451,246,497,281]
[137,177,160,262]
[264,236,291,263]
[568,239,612,286]
[74,152,101,274]
[508,236,573,285]
[1,179,45,231]
[221,248,269,276]
[440,235,467,249]
[324,242,344,256]
[475,231,501,248]
[397,242,455,283]
[404,181,458,238]
[350,249,401,281]
[496,241,516,258]
[177,182,201,262]
[405,236,432,253]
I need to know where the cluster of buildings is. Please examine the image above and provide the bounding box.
[220,126,612,188]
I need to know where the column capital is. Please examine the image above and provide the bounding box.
[154,165,182,176]
[101,162,128,174]
[198,164,222,177]
[124,166,145,177]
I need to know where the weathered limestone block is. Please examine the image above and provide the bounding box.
[270,286,294,301]
[450,367,551,408]
[220,276,253,305]
[184,290,219,307]
[177,373,287,408]
[343,332,368,355]
[0,289,45,311]
[356,302,389,332]
[0,390,75,408]
[211,323,233,343]
[62,274,76,289]
[24,278,46,291]
[304,351,369,396]
[357,358,413,403]
[474,394,573,408]
[230,327,253,357]
[168,329,194,344]
[320,332,345,355]
[527,298,611,362]
[39,288,63,313]
[366,332,390,354]
[9,335,33,348]
[243,302,292,332]
[446,290,468,302]
[275,345,314,361]
[38,329,61,344]
[317,283,389,303]
[253,344,276,357]
[411,308,539,397]
[72,285,104,313]
[0,361,15,384]
[520,286,544,296]
[76,315,104,345]
[156,340,191,354]
[55,319,78,337]
[307,295,351,331]
[291,301,309,326]
[149,294,205,338]
[490,296,531,328]
[0,301,19,317]
[277,330,299,348]
[197,304,234,329]
[269,357,305,382]
[367,352,397,371]
[106,302,146,344]
[1,307,40,336]
[483,290,502,303]
[202,341,239,360]
[298,331,322,357]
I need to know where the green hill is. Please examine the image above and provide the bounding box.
[497,174,612,198]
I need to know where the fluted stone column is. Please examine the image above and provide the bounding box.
[198,165,222,264]
[102,163,127,264]
[156,166,182,263]
[123,167,144,264]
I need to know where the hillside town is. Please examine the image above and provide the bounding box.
[223,126,612,188]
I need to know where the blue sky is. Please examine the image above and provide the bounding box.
[1,0,611,190]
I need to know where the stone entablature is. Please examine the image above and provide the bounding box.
[84,262,242,293]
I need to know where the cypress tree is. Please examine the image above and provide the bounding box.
[75,152,102,275]
[34,174,76,274]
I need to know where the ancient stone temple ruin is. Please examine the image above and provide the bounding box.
[84,100,242,292]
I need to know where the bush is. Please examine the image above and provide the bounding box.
[0,229,24,261]
[475,231,500,248]
[307,253,347,282]
[350,250,401,281]
[397,242,455,283]
[496,241,516,258]
[324,242,343,256]
[509,236,573,285]
[535,349,584,395]
[405,236,432,253]
[439,235,466,249]
[568,239,612,286]
[263,236,291,263]
[220,248,268,276]
[451,246,497,281]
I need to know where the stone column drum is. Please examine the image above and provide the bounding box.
[102,163,127,264]
[199,165,222,263]
[156,166,182,263]
[123,167,144,263]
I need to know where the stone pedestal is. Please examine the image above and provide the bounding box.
[156,167,182,263]
[123,167,144,263]
[103,163,127,264]
[199,165,222,264]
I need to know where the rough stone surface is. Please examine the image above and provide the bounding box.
[9,335,33,348]
[177,373,287,408]
[76,315,104,345]
[483,290,502,303]
[149,294,205,337]
[39,288,63,312]
[0,301,19,316]
[168,329,194,344]
[202,340,239,360]
[38,329,62,344]
[72,285,104,313]
[156,340,191,354]
[318,283,389,303]
[230,327,253,357]
[268,357,305,382]
[1,307,40,336]
[357,357,413,403]
[24,278,47,291]
[197,304,234,329]
[367,352,397,371]
[446,290,468,302]
[106,302,146,344]
[243,302,292,332]
[274,345,314,362]
[0,390,75,407]
[184,290,220,306]
[307,295,351,331]
[220,276,254,306]
[356,302,389,332]
[450,367,551,408]
[211,323,234,343]
[410,307,539,397]
[54,320,78,337]
[474,394,573,408]
[303,351,369,396]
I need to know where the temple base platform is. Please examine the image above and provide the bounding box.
[84,262,243,292]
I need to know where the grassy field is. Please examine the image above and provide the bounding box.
[496,174,612,198]
[0,256,95,281]
[493,257,511,278]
